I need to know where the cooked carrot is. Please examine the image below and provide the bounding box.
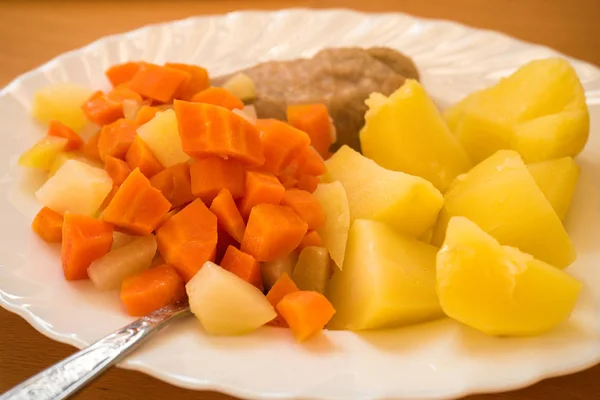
[281,189,326,230]
[134,105,160,125]
[81,90,123,126]
[278,174,298,190]
[190,87,244,111]
[241,204,308,262]
[107,85,143,104]
[297,230,323,252]
[120,263,186,316]
[255,119,310,175]
[105,61,142,87]
[210,189,246,243]
[238,171,285,219]
[82,131,102,162]
[165,63,210,101]
[286,104,334,159]
[220,246,263,290]
[296,174,319,193]
[190,156,245,203]
[98,185,120,213]
[47,120,84,151]
[215,229,237,265]
[266,272,299,327]
[128,63,191,103]
[61,213,113,280]
[156,207,180,230]
[104,156,131,186]
[149,162,195,209]
[97,118,138,161]
[32,207,64,243]
[292,146,327,177]
[126,136,164,178]
[155,199,218,282]
[103,168,171,235]
[276,291,336,341]
[174,100,264,167]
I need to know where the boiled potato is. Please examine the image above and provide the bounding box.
[137,109,190,167]
[437,217,582,336]
[260,252,298,290]
[32,83,93,131]
[444,58,589,163]
[432,150,575,268]
[528,157,580,221]
[360,79,471,191]
[223,73,256,102]
[18,137,67,170]
[327,219,443,331]
[323,145,443,238]
[312,182,350,268]
[292,246,331,294]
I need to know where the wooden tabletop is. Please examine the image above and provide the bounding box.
[1,1,599,399]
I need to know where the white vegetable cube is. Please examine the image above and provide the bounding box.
[137,109,190,167]
[36,159,113,216]
[223,73,256,102]
[32,83,93,131]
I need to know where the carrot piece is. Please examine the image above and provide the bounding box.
[241,204,308,262]
[215,229,237,265]
[286,104,334,159]
[32,207,64,243]
[81,90,123,126]
[61,213,113,280]
[296,174,319,193]
[156,199,218,282]
[104,156,132,186]
[220,246,263,290]
[99,185,120,213]
[281,189,326,230]
[276,291,336,341]
[190,87,244,111]
[149,163,195,209]
[210,189,246,243]
[238,171,285,219]
[266,272,299,327]
[189,157,245,203]
[126,136,164,178]
[255,119,310,175]
[105,62,142,87]
[120,263,186,316]
[156,207,180,230]
[293,146,327,177]
[128,63,191,103]
[47,120,84,151]
[107,86,143,104]
[97,118,138,161]
[103,168,171,235]
[278,174,298,190]
[134,105,160,125]
[174,100,265,167]
[297,230,323,252]
[165,63,210,101]
[82,131,102,162]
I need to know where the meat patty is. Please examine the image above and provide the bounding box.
[213,47,419,152]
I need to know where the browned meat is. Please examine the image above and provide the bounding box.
[213,47,419,152]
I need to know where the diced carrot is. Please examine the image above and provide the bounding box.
[32,207,64,243]
[104,156,131,186]
[297,230,323,252]
[149,163,195,209]
[156,199,218,282]
[165,63,210,101]
[97,118,138,161]
[278,174,298,190]
[286,104,334,159]
[238,171,285,219]
[276,291,336,341]
[216,229,237,265]
[61,213,113,280]
[190,157,245,203]
[128,63,191,103]
[81,90,123,126]
[281,189,326,230]
[266,273,299,327]
[174,100,264,167]
[47,120,83,151]
[107,86,143,104]
[98,185,120,213]
[103,168,171,235]
[126,136,164,178]
[241,204,308,262]
[296,174,319,193]
[255,119,310,175]
[290,146,327,177]
[210,189,245,243]
[105,62,142,87]
[220,246,263,291]
[190,87,244,111]
[134,105,160,125]
[120,263,186,316]
[156,207,180,230]
[82,131,102,162]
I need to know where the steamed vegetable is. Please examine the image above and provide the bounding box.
[32,83,93,131]
[32,207,64,243]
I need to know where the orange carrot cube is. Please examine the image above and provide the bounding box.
[190,156,245,203]
[134,105,160,125]
[297,230,323,252]
[32,207,64,243]
[255,119,310,175]
[97,118,138,161]
[104,156,132,186]
[128,63,191,103]
[238,171,285,219]
[126,136,164,178]
[281,189,326,230]
[276,291,335,341]
[81,90,123,126]
[149,162,195,209]
[210,189,246,243]
[220,246,263,291]
[190,87,244,111]
[47,120,83,151]
[286,104,334,160]
[296,174,319,193]
[266,273,299,327]
[165,63,210,101]
[105,61,142,87]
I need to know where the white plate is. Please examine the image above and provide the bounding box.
[1,8,599,400]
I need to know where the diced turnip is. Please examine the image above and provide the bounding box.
[18,137,68,170]
[36,159,113,216]
[88,235,157,290]
[186,262,276,335]
[137,109,189,167]
[111,231,137,250]
[123,99,142,120]
[292,246,332,294]
[222,73,256,102]
[260,252,299,290]
[233,105,257,124]
[32,83,93,131]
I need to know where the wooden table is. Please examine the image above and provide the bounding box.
[1,1,599,399]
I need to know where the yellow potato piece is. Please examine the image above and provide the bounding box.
[313,182,350,268]
[32,83,93,132]
[292,246,331,294]
[360,79,471,191]
[18,136,67,170]
[137,109,190,167]
[437,216,582,336]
